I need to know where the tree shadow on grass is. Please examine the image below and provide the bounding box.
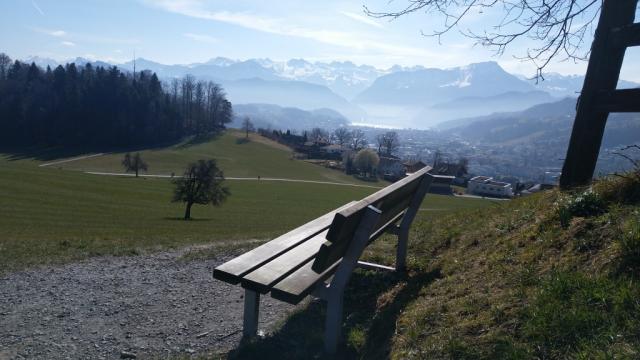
[0,138,181,162]
[227,268,441,359]
[0,146,97,161]
[176,132,223,149]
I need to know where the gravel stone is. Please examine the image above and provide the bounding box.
[0,246,295,359]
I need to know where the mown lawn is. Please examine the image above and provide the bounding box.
[54,130,374,185]
[0,148,491,272]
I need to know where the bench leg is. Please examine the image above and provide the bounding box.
[396,228,409,272]
[243,289,260,338]
[324,292,344,354]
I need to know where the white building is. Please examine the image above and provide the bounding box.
[467,176,513,198]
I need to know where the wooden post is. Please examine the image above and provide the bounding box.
[242,289,260,338]
[560,0,638,188]
[324,205,381,354]
[395,174,435,271]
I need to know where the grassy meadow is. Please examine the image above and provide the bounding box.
[0,132,492,272]
[53,130,372,184]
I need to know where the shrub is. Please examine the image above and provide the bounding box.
[556,190,606,227]
[594,172,640,205]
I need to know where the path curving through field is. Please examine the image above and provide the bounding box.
[83,171,383,189]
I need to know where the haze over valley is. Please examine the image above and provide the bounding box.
[24,55,640,131]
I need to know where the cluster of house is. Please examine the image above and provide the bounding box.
[379,155,428,180]
[295,137,559,200]
[465,176,514,198]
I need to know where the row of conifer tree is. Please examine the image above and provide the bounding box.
[0,54,233,148]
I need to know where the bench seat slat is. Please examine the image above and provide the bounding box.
[241,230,329,293]
[270,258,341,304]
[312,209,407,272]
[325,167,431,245]
[269,211,404,304]
[213,201,356,284]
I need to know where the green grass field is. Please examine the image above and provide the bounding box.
[55,130,373,185]
[0,132,493,272]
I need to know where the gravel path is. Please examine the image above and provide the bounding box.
[0,247,295,359]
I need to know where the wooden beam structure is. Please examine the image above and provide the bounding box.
[595,89,640,113]
[560,0,639,189]
[611,22,640,48]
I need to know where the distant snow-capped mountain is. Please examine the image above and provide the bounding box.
[232,103,348,131]
[354,61,535,107]
[17,55,639,130]
[525,72,639,97]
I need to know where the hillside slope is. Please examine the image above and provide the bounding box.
[55,130,364,184]
[231,175,640,359]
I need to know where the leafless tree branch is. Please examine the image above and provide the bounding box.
[364,0,606,78]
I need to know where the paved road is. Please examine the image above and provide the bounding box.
[84,171,383,189]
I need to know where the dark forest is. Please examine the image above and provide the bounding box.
[0,55,232,148]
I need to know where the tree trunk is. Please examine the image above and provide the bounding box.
[135,168,139,178]
[184,202,193,220]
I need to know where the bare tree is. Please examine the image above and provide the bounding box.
[376,131,400,156]
[241,116,254,139]
[172,159,230,220]
[349,129,368,150]
[365,0,606,77]
[332,127,353,147]
[122,152,148,178]
[612,144,640,176]
[309,127,329,143]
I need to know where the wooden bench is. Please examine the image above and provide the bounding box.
[213,167,453,353]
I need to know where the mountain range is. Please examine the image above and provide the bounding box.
[23,55,639,130]
[231,104,348,131]
[439,97,640,150]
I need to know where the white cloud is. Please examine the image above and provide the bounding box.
[61,41,76,47]
[31,1,45,15]
[184,33,219,44]
[31,27,140,45]
[339,11,383,29]
[33,27,67,37]
[144,0,438,60]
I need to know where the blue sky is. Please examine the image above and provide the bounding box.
[1,0,638,80]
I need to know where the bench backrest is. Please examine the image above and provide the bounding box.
[312,166,434,272]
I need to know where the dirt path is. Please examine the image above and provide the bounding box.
[0,247,295,359]
[39,154,106,167]
[84,171,383,189]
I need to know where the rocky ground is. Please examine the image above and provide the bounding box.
[0,246,295,359]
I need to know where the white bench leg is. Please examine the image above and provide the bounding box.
[324,291,344,354]
[243,289,260,338]
[396,227,409,272]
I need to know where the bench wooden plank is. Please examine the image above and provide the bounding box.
[311,170,432,273]
[241,230,329,293]
[311,208,408,272]
[325,166,431,245]
[213,201,357,284]
[270,258,341,304]
[268,210,405,304]
[270,211,405,304]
